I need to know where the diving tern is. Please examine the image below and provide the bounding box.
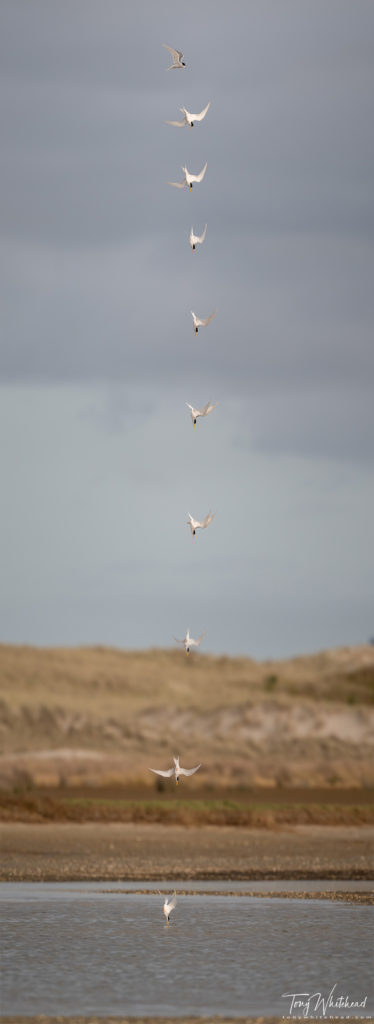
[189,224,207,252]
[163,44,186,70]
[149,756,201,784]
[186,400,217,427]
[174,629,205,655]
[191,309,217,334]
[168,162,207,190]
[162,891,177,924]
[187,511,216,537]
[166,101,210,129]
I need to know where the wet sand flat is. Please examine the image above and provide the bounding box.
[1,821,373,882]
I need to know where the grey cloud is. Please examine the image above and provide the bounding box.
[1,1,373,248]
[233,384,374,463]
[0,1,373,654]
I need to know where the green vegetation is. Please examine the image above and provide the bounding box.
[1,787,374,827]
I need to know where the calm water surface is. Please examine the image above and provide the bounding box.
[1,883,373,1017]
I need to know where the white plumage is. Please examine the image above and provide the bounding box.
[149,755,201,784]
[163,44,186,70]
[168,162,207,190]
[174,629,205,655]
[187,511,216,537]
[186,400,217,427]
[163,891,177,924]
[189,224,207,252]
[191,309,217,334]
[166,101,210,129]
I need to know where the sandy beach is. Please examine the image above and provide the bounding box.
[1,821,373,887]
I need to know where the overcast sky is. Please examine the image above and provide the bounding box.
[1,0,373,657]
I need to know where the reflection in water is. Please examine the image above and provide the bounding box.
[1,888,373,1017]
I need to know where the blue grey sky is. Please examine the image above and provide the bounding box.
[1,0,373,656]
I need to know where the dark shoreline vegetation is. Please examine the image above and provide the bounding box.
[2,784,374,826]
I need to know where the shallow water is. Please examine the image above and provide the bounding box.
[1,883,373,1017]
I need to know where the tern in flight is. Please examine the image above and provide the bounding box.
[166,101,210,129]
[162,891,177,924]
[186,400,217,427]
[168,162,207,191]
[174,629,205,655]
[191,309,217,334]
[149,756,201,785]
[189,224,207,252]
[187,511,215,537]
[163,44,186,69]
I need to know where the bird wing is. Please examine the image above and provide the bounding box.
[193,101,211,122]
[166,891,177,911]
[202,400,217,416]
[149,767,174,778]
[174,636,185,645]
[197,224,207,243]
[201,511,215,528]
[178,764,201,776]
[168,179,186,188]
[166,118,186,127]
[189,630,205,647]
[190,311,199,325]
[163,44,183,60]
[202,309,217,326]
[190,162,207,183]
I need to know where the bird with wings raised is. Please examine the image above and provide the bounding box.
[166,101,210,129]
[187,511,216,537]
[162,44,186,69]
[168,162,207,191]
[186,400,217,427]
[191,309,217,334]
[162,891,177,924]
[189,224,207,252]
[174,629,205,655]
[149,756,201,784]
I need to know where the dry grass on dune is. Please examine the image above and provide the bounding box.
[1,642,374,713]
[0,643,373,791]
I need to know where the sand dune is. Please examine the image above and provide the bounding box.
[1,643,373,788]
